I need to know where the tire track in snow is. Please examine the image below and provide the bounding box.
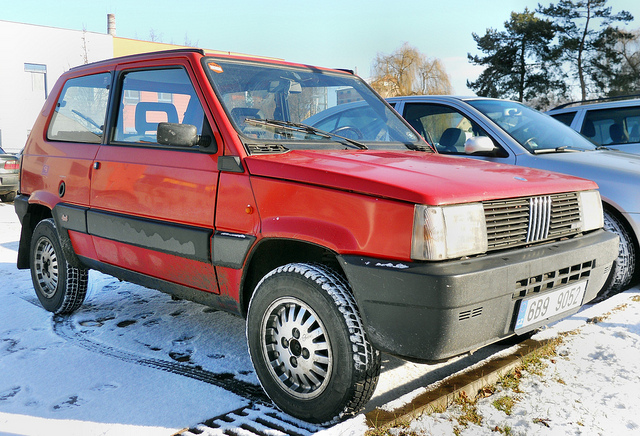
[51,313,270,405]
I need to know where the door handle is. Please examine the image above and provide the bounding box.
[93,162,101,170]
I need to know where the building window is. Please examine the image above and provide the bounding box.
[24,63,48,99]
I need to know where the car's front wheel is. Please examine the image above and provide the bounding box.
[247,263,381,424]
[30,219,88,314]
[601,210,636,297]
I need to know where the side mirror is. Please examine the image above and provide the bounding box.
[157,122,216,153]
[465,136,496,155]
[289,81,302,94]
[268,79,302,94]
[157,122,198,146]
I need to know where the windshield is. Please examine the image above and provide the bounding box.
[468,100,597,153]
[203,57,422,153]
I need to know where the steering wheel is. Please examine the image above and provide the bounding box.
[331,126,364,140]
[524,137,540,149]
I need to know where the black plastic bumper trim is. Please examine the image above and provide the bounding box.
[339,229,618,362]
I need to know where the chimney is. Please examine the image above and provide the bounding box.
[107,14,116,36]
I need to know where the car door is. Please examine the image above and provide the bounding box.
[89,62,220,293]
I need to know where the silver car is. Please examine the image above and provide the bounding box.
[0,146,19,202]
[305,95,637,296]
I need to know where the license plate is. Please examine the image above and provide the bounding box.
[515,281,587,331]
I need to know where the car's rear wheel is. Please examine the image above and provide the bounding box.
[601,210,636,297]
[0,191,16,202]
[30,219,88,314]
[247,263,380,424]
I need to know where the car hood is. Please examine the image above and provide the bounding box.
[521,149,640,212]
[530,149,640,174]
[244,150,596,205]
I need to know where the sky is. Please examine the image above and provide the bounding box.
[2,0,640,94]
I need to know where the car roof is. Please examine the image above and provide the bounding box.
[548,97,640,113]
[387,95,482,103]
[66,48,349,77]
[385,95,523,108]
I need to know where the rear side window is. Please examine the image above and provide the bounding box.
[549,111,576,127]
[581,106,640,145]
[113,68,205,145]
[47,73,111,143]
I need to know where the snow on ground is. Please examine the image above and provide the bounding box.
[382,289,640,436]
[0,203,252,435]
[2,200,640,436]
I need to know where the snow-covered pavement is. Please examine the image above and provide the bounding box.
[0,202,253,435]
[2,200,639,436]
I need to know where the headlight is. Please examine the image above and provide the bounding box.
[578,190,603,232]
[411,203,488,261]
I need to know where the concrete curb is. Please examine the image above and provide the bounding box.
[365,338,552,429]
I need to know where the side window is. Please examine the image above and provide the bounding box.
[549,111,576,127]
[113,68,205,145]
[581,106,640,145]
[402,103,498,155]
[47,73,111,143]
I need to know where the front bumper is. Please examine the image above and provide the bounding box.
[340,229,618,362]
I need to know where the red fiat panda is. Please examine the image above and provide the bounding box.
[15,49,617,424]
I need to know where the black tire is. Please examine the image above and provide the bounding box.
[246,263,381,424]
[0,191,16,202]
[30,219,88,314]
[601,210,636,297]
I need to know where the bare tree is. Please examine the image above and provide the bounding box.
[184,33,199,48]
[370,43,452,97]
[81,26,89,64]
[148,28,163,43]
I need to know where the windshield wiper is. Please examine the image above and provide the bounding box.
[244,118,368,150]
[595,145,620,151]
[531,146,583,154]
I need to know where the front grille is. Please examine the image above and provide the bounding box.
[484,192,581,251]
[514,260,595,299]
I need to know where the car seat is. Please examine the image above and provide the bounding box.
[609,123,629,144]
[629,125,640,143]
[581,119,596,138]
[135,102,179,136]
[439,127,466,153]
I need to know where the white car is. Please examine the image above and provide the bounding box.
[547,97,640,154]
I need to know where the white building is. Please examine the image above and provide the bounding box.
[0,20,113,152]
